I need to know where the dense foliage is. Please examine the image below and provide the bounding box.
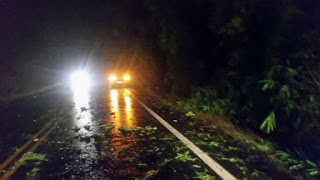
[108,0,320,159]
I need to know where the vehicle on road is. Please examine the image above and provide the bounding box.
[108,73,131,88]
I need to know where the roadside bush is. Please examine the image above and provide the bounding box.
[176,88,236,119]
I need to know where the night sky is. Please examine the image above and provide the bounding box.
[0,0,134,89]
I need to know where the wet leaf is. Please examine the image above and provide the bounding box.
[175,145,188,153]
[186,130,196,136]
[196,171,215,180]
[221,157,244,164]
[275,151,290,160]
[138,163,148,168]
[18,152,48,166]
[192,164,201,169]
[119,126,134,134]
[287,158,300,165]
[306,160,317,168]
[239,166,248,174]
[260,112,276,133]
[197,133,209,140]
[250,170,266,178]
[135,126,143,131]
[195,140,207,146]
[146,169,159,176]
[186,111,196,117]
[100,123,114,131]
[289,164,304,171]
[259,79,275,91]
[188,122,195,126]
[175,151,196,162]
[228,146,240,151]
[308,169,319,176]
[150,136,157,140]
[145,126,157,131]
[208,142,219,147]
[160,137,173,141]
[26,167,40,180]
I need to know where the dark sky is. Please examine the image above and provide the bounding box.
[0,0,124,73]
[0,0,141,89]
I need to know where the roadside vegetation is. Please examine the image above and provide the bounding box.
[143,96,320,179]
[107,0,320,168]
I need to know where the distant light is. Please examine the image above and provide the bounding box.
[124,75,130,81]
[71,71,90,91]
[109,75,116,81]
[71,71,90,108]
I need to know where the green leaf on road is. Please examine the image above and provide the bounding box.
[175,151,196,162]
[119,126,134,134]
[186,111,196,117]
[100,123,114,131]
[138,163,148,168]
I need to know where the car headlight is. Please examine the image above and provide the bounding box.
[124,75,130,81]
[71,71,90,91]
[109,75,116,81]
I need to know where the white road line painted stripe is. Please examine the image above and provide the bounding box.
[137,100,237,180]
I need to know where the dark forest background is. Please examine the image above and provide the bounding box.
[114,0,320,161]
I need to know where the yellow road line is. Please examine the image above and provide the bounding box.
[0,123,57,180]
[0,121,53,170]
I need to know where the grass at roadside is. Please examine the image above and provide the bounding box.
[140,89,320,179]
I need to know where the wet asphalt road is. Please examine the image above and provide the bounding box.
[0,83,293,180]
[0,84,218,179]
[0,87,71,163]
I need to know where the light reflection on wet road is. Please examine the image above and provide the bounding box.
[109,89,135,134]
[108,88,140,176]
[71,82,99,171]
[72,80,92,131]
[72,87,141,177]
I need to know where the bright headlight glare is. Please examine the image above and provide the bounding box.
[71,71,90,91]
[124,75,130,81]
[109,75,116,81]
